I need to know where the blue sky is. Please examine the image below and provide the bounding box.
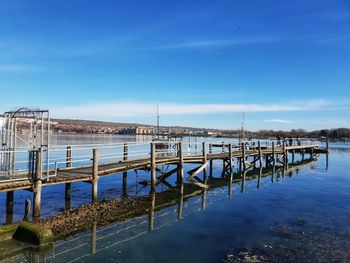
[0,0,350,130]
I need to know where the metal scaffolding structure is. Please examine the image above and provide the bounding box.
[0,108,50,178]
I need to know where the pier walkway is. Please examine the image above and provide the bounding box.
[0,139,328,221]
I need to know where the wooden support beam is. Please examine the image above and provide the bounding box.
[241,143,246,171]
[258,141,262,168]
[66,146,72,168]
[283,141,286,166]
[92,148,99,203]
[228,143,233,176]
[123,143,128,196]
[33,149,42,220]
[272,141,276,167]
[187,165,202,175]
[65,146,72,209]
[188,162,208,180]
[202,142,207,180]
[151,143,157,189]
[209,143,213,178]
[177,142,184,184]
[24,199,30,221]
[158,166,178,182]
[65,183,71,209]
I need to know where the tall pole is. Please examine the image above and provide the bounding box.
[151,143,157,189]
[157,103,160,140]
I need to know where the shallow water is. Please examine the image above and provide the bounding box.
[0,135,349,262]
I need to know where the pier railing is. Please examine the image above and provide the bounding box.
[0,138,321,182]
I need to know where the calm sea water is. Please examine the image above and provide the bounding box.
[0,135,349,262]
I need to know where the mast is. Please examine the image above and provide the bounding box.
[239,112,245,145]
[157,103,160,140]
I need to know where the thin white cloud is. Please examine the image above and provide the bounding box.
[0,64,44,73]
[51,99,330,119]
[264,119,293,124]
[145,36,286,50]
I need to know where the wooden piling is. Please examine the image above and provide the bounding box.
[302,149,305,161]
[90,222,97,254]
[66,146,72,167]
[258,141,262,167]
[6,191,14,224]
[177,142,184,184]
[202,142,207,179]
[24,199,31,221]
[282,141,287,166]
[149,189,156,231]
[209,143,213,177]
[272,141,276,167]
[151,143,157,189]
[33,149,42,220]
[228,143,233,176]
[92,149,99,203]
[123,143,128,196]
[65,146,72,209]
[241,143,246,171]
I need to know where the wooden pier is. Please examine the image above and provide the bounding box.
[0,140,327,222]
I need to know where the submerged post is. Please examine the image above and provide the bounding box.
[209,143,213,177]
[123,143,128,196]
[33,149,42,220]
[151,143,157,189]
[92,149,99,203]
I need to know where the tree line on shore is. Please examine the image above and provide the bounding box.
[250,128,350,140]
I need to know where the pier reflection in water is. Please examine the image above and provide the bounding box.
[0,153,321,263]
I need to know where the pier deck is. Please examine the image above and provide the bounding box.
[0,140,327,221]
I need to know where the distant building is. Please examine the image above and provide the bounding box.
[0,117,4,130]
[118,126,153,135]
[136,127,153,135]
